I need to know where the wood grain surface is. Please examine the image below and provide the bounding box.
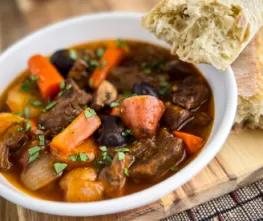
[1,0,263,221]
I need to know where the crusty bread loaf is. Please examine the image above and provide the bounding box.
[233,28,263,129]
[142,0,263,71]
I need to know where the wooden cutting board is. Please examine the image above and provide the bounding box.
[1,0,263,221]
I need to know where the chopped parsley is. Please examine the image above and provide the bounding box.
[116,38,127,48]
[79,153,89,162]
[159,84,171,95]
[89,78,93,88]
[29,100,42,107]
[20,76,38,92]
[43,101,57,112]
[132,140,138,145]
[24,106,30,118]
[60,81,65,89]
[122,129,132,137]
[115,148,130,153]
[110,101,120,108]
[96,48,105,58]
[170,166,179,172]
[118,152,125,161]
[99,60,107,68]
[100,146,108,152]
[53,162,68,174]
[90,60,100,67]
[66,84,72,90]
[30,75,39,81]
[83,56,89,62]
[28,146,41,163]
[58,91,64,97]
[68,155,77,162]
[15,112,22,116]
[69,50,78,60]
[68,153,89,162]
[143,68,152,74]
[159,81,170,87]
[17,127,24,132]
[38,124,45,130]
[25,121,31,132]
[124,168,129,177]
[39,135,45,146]
[84,108,96,118]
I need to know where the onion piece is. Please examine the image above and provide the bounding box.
[21,152,60,191]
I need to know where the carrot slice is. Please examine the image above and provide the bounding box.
[28,55,64,100]
[89,47,125,89]
[50,108,101,154]
[173,132,204,154]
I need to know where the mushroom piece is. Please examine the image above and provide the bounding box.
[91,80,118,111]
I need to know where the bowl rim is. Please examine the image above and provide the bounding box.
[0,12,237,216]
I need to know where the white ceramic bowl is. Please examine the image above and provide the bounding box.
[0,12,237,216]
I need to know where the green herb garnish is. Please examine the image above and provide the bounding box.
[29,100,42,107]
[100,60,107,68]
[170,166,179,172]
[90,60,99,67]
[69,50,78,60]
[53,162,68,174]
[89,78,93,88]
[38,124,45,130]
[132,140,138,145]
[79,153,89,162]
[68,155,77,161]
[30,75,39,81]
[25,121,31,132]
[124,168,129,177]
[15,112,22,116]
[115,148,130,153]
[28,146,41,163]
[118,152,125,161]
[24,106,30,118]
[58,91,64,97]
[39,135,45,146]
[20,76,38,92]
[43,101,57,111]
[122,129,132,137]
[110,101,120,108]
[116,38,127,48]
[66,84,72,90]
[84,109,96,118]
[96,48,105,58]
[143,68,152,74]
[60,81,65,89]
[100,146,108,152]
[17,127,24,132]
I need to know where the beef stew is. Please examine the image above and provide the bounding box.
[0,40,214,202]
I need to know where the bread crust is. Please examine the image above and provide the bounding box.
[233,28,263,129]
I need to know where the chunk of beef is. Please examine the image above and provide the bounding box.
[162,105,194,130]
[188,112,212,128]
[109,66,156,91]
[99,153,134,197]
[38,79,92,136]
[91,80,118,111]
[165,60,193,80]
[98,116,127,147]
[171,76,210,110]
[68,59,89,89]
[0,123,28,171]
[129,129,185,181]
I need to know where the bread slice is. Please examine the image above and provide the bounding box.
[142,0,263,71]
[233,28,263,129]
